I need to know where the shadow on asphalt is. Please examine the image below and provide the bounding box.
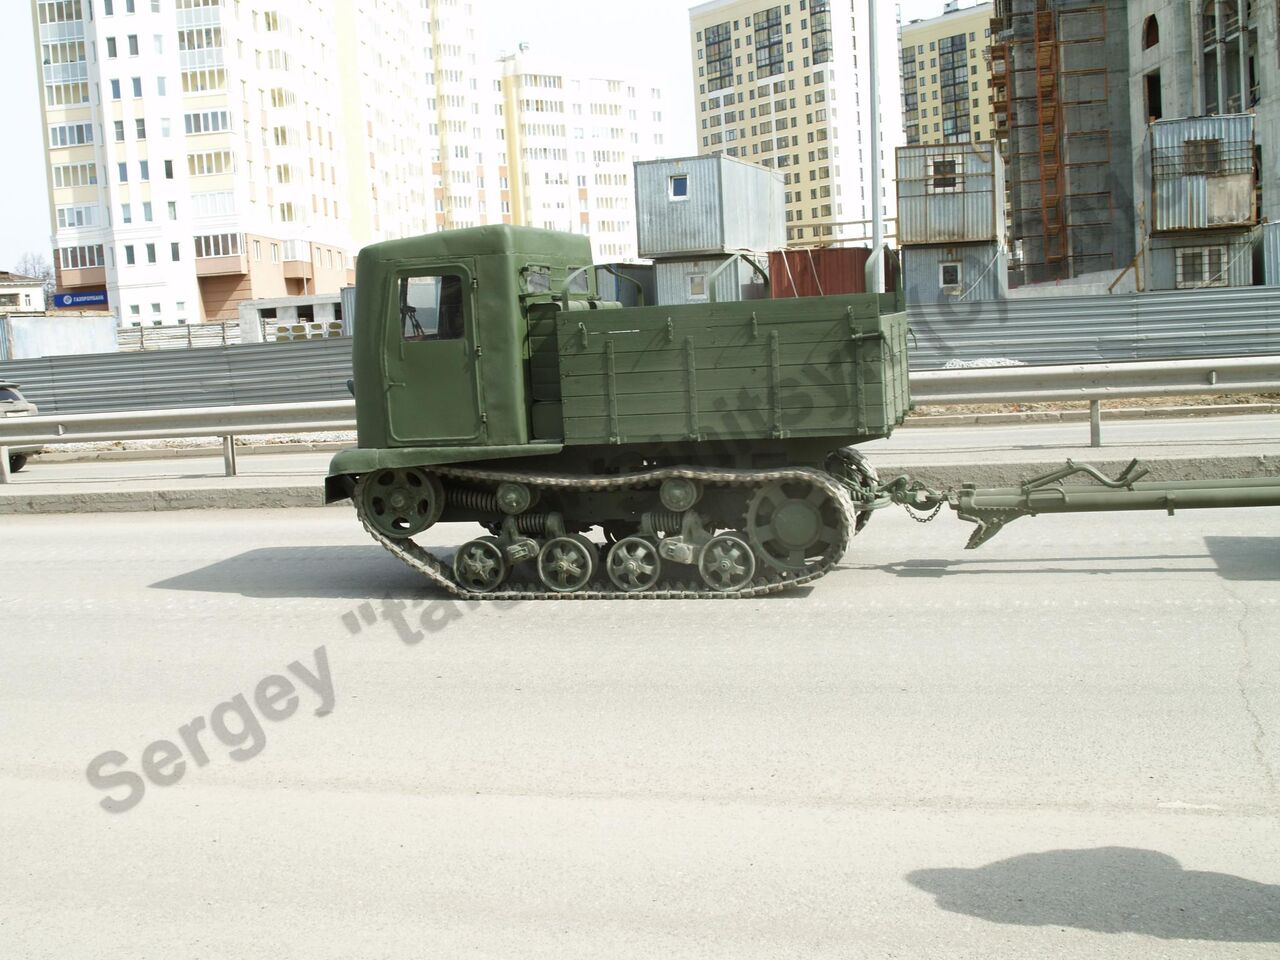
[150,545,816,600]
[907,847,1280,942]
[150,546,449,600]
[864,538,1280,582]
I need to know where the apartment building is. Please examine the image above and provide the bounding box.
[33,1,673,325]
[499,53,667,261]
[688,0,904,245]
[34,0,361,325]
[899,1,996,147]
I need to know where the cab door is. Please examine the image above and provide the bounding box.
[384,262,486,445]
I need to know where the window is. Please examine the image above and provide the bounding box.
[1143,15,1160,49]
[927,157,959,193]
[124,245,136,265]
[111,79,121,100]
[145,244,156,264]
[400,274,467,341]
[171,242,181,261]
[114,120,125,142]
[107,37,118,57]
[139,160,150,181]
[168,202,177,219]
[142,202,152,222]
[164,160,174,179]
[118,162,128,182]
[132,77,143,98]
[687,274,708,300]
[940,262,962,288]
[1145,71,1163,120]
[669,174,689,200]
[1176,246,1229,288]
[136,118,146,139]
[128,35,139,56]
[193,234,242,258]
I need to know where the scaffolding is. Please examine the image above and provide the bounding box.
[999,1,1125,283]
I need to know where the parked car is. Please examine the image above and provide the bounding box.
[0,381,41,472]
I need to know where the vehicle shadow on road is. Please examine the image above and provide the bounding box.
[907,847,1280,942]
[149,545,814,600]
[150,546,448,599]
[862,538,1280,582]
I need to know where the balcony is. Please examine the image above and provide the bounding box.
[195,255,248,277]
[58,266,106,288]
[283,259,313,281]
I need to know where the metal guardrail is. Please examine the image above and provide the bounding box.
[1,357,1277,483]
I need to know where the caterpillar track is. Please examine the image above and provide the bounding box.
[353,461,868,600]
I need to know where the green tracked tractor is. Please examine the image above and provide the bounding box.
[327,225,907,598]
[327,225,1280,599]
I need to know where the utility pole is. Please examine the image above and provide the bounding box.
[865,0,885,294]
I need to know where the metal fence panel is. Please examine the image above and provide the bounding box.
[906,287,1280,369]
[4,287,1280,414]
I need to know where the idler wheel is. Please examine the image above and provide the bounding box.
[453,536,508,593]
[697,534,756,593]
[537,535,597,593]
[746,480,843,573]
[360,468,443,539]
[605,537,662,593]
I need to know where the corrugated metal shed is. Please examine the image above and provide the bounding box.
[1148,232,1254,290]
[1150,114,1255,232]
[1260,222,1280,286]
[903,243,1008,304]
[896,142,1005,245]
[655,257,770,306]
[635,155,785,259]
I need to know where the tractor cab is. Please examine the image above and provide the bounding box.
[348,225,599,458]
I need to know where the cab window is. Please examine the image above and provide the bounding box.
[400,274,465,341]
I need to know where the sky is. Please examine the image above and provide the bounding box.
[0,0,951,273]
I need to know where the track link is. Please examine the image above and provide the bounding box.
[354,464,856,600]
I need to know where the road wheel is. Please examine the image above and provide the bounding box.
[8,454,28,473]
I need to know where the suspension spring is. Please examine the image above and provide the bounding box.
[643,510,685,534]
[510,513,551,534]
[449,488,500,513]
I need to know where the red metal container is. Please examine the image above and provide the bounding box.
[769,247,897,298]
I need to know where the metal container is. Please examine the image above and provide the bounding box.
[635,155,785,259]
[655,256,770,306]
[896,142,1005,246]
[770,247,872,297]
[903,242,1008,305]
[1149,115,1255,233]
[1259,222,1280,287]
[1148,231,1254,291]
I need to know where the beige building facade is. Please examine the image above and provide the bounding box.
[500,53,667,262]
[899,1,996,147]
[688,0,904,246]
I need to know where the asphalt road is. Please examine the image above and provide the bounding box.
[2,505,1277,958]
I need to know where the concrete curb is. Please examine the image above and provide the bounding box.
[3,455,1274,515]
